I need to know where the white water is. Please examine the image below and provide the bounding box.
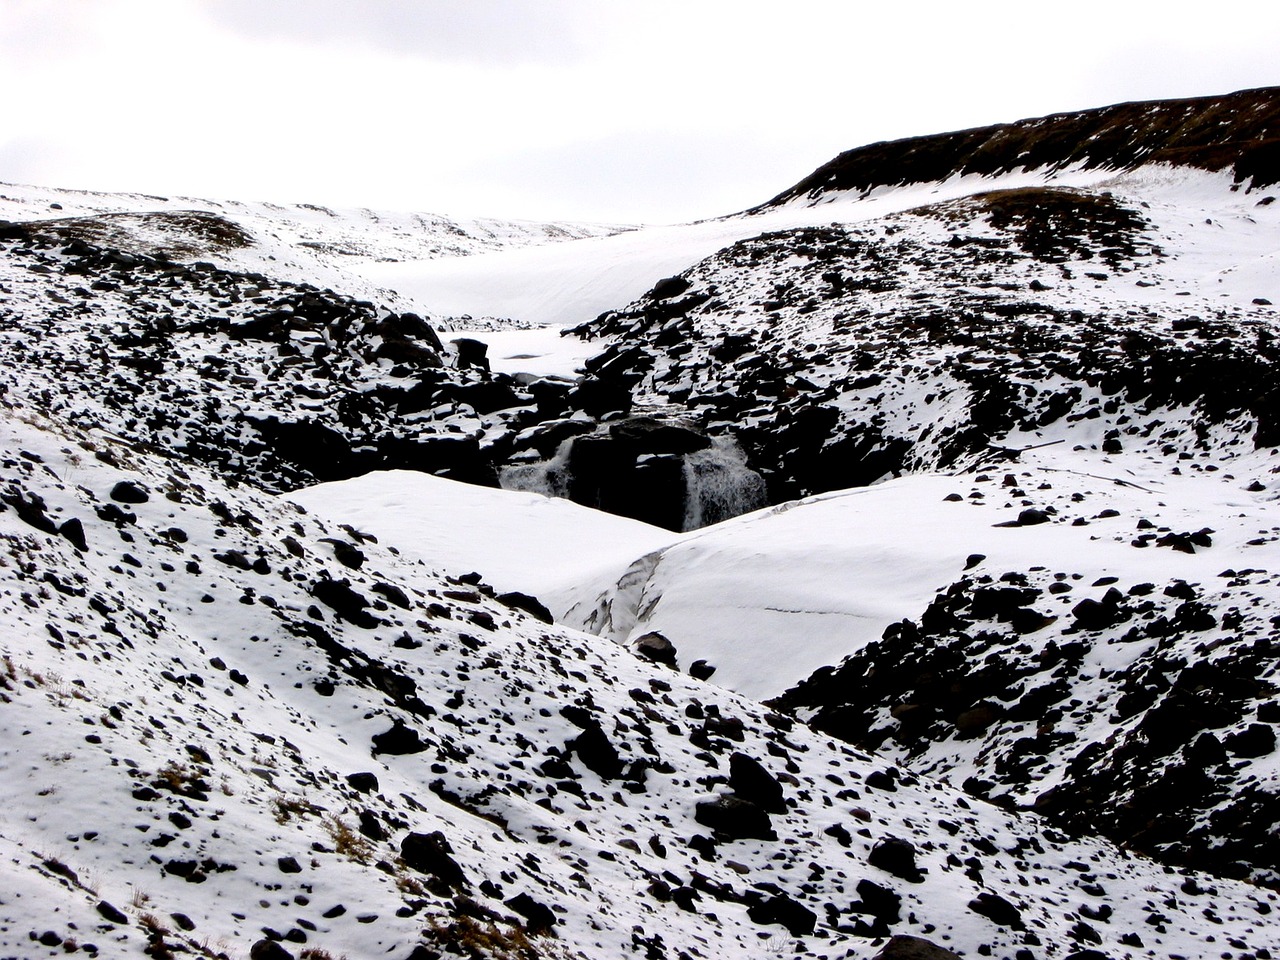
[498,439,574,499]
[681,436,766,531]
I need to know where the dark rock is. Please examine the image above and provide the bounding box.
[650,276,692,299]
[728,752,785,813]
[504,892,557,932]
[1225,723,1276,757]
[689,659,717,680]
[58,517,88,551]
[372,720,426,756]
[568,724,625,781]
[747,892,816,936]
[400,831,467,889]
[872,936,962,960]
[346,772,379,794]
[110,480,150,504]
[607,416,710,454]
[496,591,553,624]
[633,632,678,667]
[868,837,924,882]
[967,891,1024,929]
[1072,597,1121,630]
[851,878,902,926]
[694,795,776,840]
[249,941,295,960]
[359,810,388,841]
[311,577,380,629]
[451,338,489,372]
[277,856,302,874]
[95,900,129,925]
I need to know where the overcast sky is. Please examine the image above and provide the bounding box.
[2,1,1278,224]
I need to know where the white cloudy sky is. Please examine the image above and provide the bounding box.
[1,1,1277,224]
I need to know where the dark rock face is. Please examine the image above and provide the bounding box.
[694,795,776,841]
[762,87,1280,206]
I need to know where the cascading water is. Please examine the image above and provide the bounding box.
[681,436,766,531]
[499,439,573,499]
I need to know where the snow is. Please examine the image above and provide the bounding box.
[4,111,1280,958]
[286,469,678,610]
[559,443,1280,699]
[353,167,1123,329]
[0,179,630,315]
[6,411,1271,960]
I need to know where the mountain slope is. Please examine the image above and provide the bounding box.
[760,85,1280,208]
[9,406,1280,959]
[0,180,629,313]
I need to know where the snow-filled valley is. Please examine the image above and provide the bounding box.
[2,86,1280,960]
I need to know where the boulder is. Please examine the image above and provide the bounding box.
[728,752,785,813]
[400,831,467,889]
[694,795,776,841]
[868,837,924,882]
[633,632,678,668]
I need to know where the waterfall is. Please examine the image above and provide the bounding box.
[681,436,766,531]
[499,439,573,499]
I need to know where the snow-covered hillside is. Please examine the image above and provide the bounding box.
[4,86,1280,960]
[0,180,629,315]
[11,407,1279,960]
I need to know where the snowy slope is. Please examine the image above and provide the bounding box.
[0,180,629,314]
[9,407,1279,960]
[5,85,1280,960]
[287,469,678,611]
[353,168,1118,329]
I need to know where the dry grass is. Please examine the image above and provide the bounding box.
[322,815,373,865]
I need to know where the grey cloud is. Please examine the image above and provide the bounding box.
[200,0,604,64]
